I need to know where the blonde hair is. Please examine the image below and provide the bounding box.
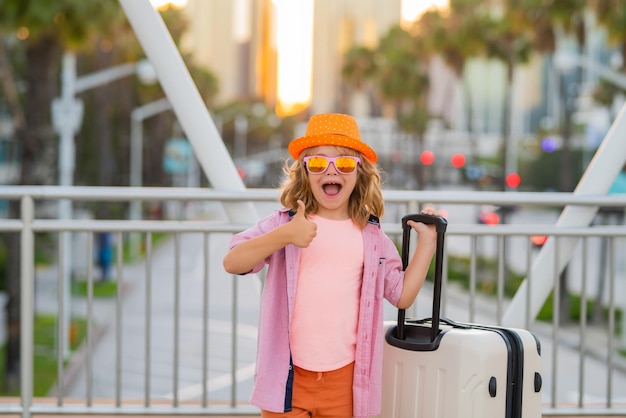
[279,146,384,228]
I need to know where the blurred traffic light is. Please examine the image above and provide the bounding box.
[506,173,521,189]
[541,137,558,152]
[531,235,548,246]
[451,153,465,168]
[478,205,500,226]
[420,150,435,165]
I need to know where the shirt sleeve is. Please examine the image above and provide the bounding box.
[228,210,285,275]
[380,232,404,306]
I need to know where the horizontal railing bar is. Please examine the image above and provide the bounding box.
[0,185,625,206]
[385,224,626,237]
[0,186,278,202]
[382,189,626,207]
[29,220,251,233]
[0,219,24,231]
[3,219,622,236]
[25,404,261,415]
[541,406,626,416]
[0,405,22,413]
[0,219,618,236]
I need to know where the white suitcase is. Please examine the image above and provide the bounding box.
[378,214,543,418]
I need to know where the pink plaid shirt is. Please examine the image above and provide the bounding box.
[229,208,405,418]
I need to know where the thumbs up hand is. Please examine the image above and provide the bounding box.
[223,200,317,274]
[285,200,317,248]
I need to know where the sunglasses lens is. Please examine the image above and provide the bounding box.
[305,156,359,174]
[335,157,357,173]
[306,157,329,173]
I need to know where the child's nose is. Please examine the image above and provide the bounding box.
[326,162,339,174]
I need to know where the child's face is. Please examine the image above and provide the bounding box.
[304,146,358,220]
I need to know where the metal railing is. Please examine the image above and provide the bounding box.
[1,186,625,417]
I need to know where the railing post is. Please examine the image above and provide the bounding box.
[20,196,34,418]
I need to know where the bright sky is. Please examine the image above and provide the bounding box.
[232,0,252,42]
[149,0,188,10]
[273,0,314,116]
[401,0,448,22]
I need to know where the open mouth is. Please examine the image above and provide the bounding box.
[322,183,342,196]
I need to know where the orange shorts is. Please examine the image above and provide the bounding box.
[261,362,354,418]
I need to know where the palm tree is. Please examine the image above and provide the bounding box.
[507,0,588,193]
[0,41,25,131]
[376,25,430,187]
[341,45,380,116]
[0,0,126,391]
[593,0,626,70]
[341,26,431,186]
[590,0,626,105]
[414,2,490,172]
[478,11,533,190]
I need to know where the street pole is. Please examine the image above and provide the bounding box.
[51,51,154,357]
[51,52,83,359]
[129,98,171,258]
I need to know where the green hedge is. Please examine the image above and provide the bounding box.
[0,315,87,396]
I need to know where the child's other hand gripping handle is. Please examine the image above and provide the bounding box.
[397,212,447,309]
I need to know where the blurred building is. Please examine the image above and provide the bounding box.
[180,0,403,116]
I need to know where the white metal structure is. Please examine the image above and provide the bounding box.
[503,103,626,328]
[117,0,257,223]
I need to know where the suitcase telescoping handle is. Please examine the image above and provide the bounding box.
[398,214,447,342]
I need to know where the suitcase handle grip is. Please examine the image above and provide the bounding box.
[398,214,447,342]
[401,214,448,234]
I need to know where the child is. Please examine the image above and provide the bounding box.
[223,113,441,418]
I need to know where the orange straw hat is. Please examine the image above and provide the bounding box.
[288,113,378,163]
